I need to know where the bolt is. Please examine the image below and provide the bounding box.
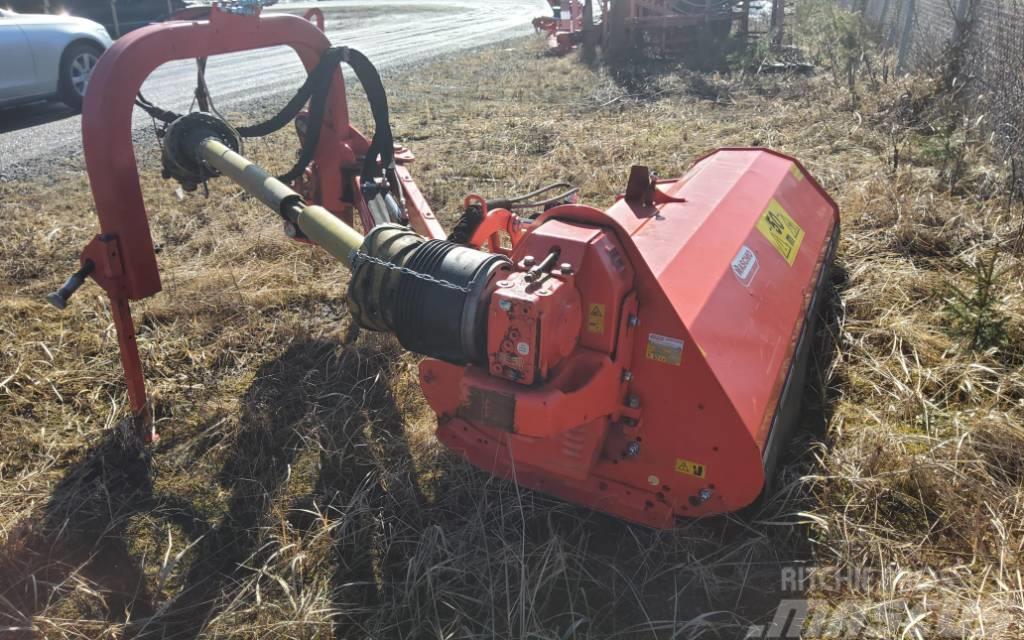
[522,255,536,268]
[498,299,512,311]
[621,416,637,427]
[559,262,573,275]
[621,370,633,382]
[624,441,640,457]
[698,488,713,503]
[626,394,640,409]
[628,314,639,327]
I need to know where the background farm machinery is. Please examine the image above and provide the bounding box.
[534,0,786,58]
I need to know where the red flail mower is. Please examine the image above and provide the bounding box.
[49,4,838,528]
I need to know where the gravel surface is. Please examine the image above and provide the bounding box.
[0,0,547,181]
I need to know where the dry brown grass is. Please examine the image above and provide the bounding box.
[2,11,1024,639]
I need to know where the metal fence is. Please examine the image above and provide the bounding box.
[845,0,1024,183]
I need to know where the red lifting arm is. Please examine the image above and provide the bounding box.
[73,7,399,438]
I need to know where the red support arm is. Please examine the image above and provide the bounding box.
[79,8,357,435]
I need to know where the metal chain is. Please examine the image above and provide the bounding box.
[349,251,473,293]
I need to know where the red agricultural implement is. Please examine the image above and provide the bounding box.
[539,0,783,59]
[49,2,837,528]
[533,0,587,55]
[604,0,739,58]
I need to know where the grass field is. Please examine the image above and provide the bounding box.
[1,4,1023,638]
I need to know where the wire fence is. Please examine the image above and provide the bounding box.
[843,0,1024,189]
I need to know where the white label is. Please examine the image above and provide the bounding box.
[731,244,759,288]
[516,342,530,356]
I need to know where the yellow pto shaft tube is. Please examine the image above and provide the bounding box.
[198,138,364,268]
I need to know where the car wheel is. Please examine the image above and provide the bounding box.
[58,42,103,110]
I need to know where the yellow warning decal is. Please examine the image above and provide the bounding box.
[789,164,805,181]
[756,199,805,266]
[645,333,684,366]
[675,458,707,478]
[586,303,605,334]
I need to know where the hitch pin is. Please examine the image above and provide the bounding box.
[46,260,95,310]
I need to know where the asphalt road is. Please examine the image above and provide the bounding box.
[0,0,547,179]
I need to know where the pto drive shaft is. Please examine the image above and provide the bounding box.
[161,113,510,366]
[198,138,365,268]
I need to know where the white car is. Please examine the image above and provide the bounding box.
[0,9,113,110]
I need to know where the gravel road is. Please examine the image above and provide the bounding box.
[0,0,547,179]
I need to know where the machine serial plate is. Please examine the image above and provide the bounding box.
[756,200,805,266]
[645,333,684,366]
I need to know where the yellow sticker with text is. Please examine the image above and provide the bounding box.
[675,458,707,478]
[586,303,605,334]
[789,164,805,181]
[756,200,805,266]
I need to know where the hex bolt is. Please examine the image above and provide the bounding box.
[626,394,640,409]
[625,441,641,457]
[499,299,512,311]
[627,314,639,327]
[559,262,573,275]
[698,488,713,503]
[522,255,536,268]
[621,370,633,382]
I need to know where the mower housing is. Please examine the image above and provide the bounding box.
[421,148,839,527]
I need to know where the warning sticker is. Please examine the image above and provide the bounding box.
[730,244,760,288]
[586,303,605,334]
[756,200,805,266]
[675,458,707,478]
[789,164,805,181]
[645,333,684,366]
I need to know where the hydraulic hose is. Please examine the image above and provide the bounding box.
[136,46,395,184]
[343,47,395,182]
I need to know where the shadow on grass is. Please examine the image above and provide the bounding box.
[129,336,424,640]
[0,284,844,638]
[0,421,203,637]
[0,336,418,639]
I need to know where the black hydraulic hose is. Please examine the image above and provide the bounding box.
[235,47,344,138]
[136,93,180,123]
[343,47,395,182]
[134,46,395,185]
[276,54,336,183]
[486,182,580,211]
[505,182,575,204]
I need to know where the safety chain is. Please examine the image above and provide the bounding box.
[349,251,473,293]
